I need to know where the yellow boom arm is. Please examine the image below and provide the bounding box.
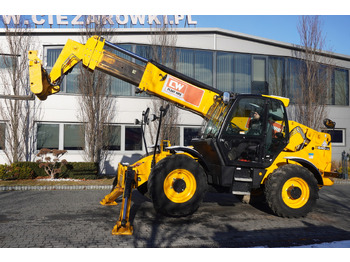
[28,35,222,118]
[28,35,224,235]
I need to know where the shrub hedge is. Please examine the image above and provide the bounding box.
[0,164,36,180]
[0,161,99,180]
[61,162,99,180]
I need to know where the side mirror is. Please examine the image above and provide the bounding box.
[142,108,150,125]
[150,114,158,122]
[323,118,336,129]
[161,104,170,117]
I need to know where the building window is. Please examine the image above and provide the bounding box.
[333,69,349,106]
[65,65,80,94]
[177,48,194,78]
[252,56,267,94]
[135,45,155,64]
[46,47,66,91]
[176,48,213,86]
[37,123,59,150]
[162,126,180,146]
[216,52,252,93]
[322,129,345,146]
[46,48,62,67]
[286,58,303,102]
[194,50,213,86]
[125,126,142,151]
[253,57,266,82]
[64,124,85,150]
[268,57,285,97]
[108,44,133,96]
[184,127,200,146]
[216,52,234,92]
[36,123,147,152]
[45,44,349,106]
[37,123,84,151]
[318,65,333,105]
[0,54,17,69]
[234,53,251,93]
[0,123,6,150]
[105,125,121,150]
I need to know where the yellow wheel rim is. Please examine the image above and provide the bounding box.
[282,177,310,209]
[163,169,197,203]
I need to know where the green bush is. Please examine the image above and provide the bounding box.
[13,162,47,178]
[0,164,10,180]
[337,166,350,177]
[61,162,99,179]
[0,161,99,180]
[0,163,35,180]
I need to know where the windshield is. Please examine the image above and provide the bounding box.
[201,99,233,138]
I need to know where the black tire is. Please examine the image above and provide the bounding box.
[264,164,319,218]
[148,154,207,217]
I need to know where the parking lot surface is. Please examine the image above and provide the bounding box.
[1,184,350,248]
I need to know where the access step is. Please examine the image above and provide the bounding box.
[231,167,252,195]
[231,180,251,195]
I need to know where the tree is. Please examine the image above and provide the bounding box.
[0,16,40,163]
[148,21,180,146]
[36,148,67,179]
[76,16,116,172]
[292,15,334,131]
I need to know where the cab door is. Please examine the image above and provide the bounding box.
[218,96,288,167]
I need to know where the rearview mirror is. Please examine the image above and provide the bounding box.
[323,118,336,129]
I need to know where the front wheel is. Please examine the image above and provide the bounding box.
[264,164,319,218]
[148,154,207,217]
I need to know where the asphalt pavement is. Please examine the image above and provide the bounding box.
[1,183,350,248]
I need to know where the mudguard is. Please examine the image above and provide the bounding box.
[166,146,210,172]
[284,156,323,185]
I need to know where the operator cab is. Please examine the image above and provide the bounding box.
[194,94,289,169]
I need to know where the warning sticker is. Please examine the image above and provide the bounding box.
[162,75,204,107]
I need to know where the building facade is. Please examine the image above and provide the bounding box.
[0,27,349,173]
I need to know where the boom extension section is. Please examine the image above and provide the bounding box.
[28,35,222,118]
[28,36,144,100]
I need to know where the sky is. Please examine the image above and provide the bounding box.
[191,15,350,55]
[4,1,350,56]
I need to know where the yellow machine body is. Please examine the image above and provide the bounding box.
[28,36,336,236]
[265,120,334,186]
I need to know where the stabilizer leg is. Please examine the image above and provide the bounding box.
[100,186,123,206]
[100,162,128,206]
[111,167,136,235]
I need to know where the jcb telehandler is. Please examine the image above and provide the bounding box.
[28,35,336,235]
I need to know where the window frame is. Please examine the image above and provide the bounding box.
[321,128,346,147]
[0,122,6,151]
[44,46,69,93]
[36,122,60,150]
[36,122,85,152]
[183,126,201,146]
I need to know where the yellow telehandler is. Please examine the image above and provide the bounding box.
[28,35,336,235]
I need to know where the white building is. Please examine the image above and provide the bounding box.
[1,21,349,173]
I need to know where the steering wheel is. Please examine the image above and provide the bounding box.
[226,122,241,135]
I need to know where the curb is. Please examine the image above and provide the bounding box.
[333,179,350,185]
[1,180,349,191]
[0,185,112,191]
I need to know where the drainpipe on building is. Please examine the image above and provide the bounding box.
[341,151,349,180]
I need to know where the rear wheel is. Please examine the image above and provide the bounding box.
[148,154,207,217]
[265,164,319,218]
